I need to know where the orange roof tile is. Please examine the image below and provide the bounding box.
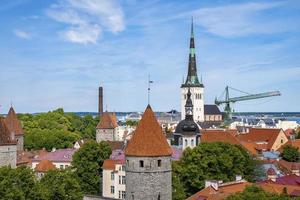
[125,105,172,157]
[237,128,284,150]
[4,107,24,136]
[102,159,118,170]
[277,159,300,174]
[187,181,252,200]
[240,142,258,155]
[35,160,56,172]
[201,130,241,145]
[0,118,16,145]
[96,112,118,129]
[278,140,300,153]
[258,182,300,195]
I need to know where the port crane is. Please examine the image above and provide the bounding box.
[215,86,281,121]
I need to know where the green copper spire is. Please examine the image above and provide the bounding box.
[182,18,203,88]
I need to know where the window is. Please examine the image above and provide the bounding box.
[122,176,126,184]
[111,186,114,194]
[140,160,144,167]
[191,139,194,146]
[131,194,134,200]
[111,172,114,180]
[60,165,64,169]
[185,139,188,147]
[119,175,121,184]
[122,165,125,171]
[126,160,129,167]
[281,139,284,143]
[122,191,126,199]
[119,191,121,199]
[158,193,161,200]
[158,160,161,167]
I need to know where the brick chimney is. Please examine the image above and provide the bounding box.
[99,86,103,117]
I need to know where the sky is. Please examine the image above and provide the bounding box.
[0,0,300,113]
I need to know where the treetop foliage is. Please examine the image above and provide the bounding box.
[173,142,257,198]
[18,108,99,150]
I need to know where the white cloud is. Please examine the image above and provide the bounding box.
[46,0,125,44]
[192,2,283,37]
[62,24,101,44]
[13,29,31,39]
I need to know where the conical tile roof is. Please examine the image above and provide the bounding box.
[125,105,172,157]
[5,107,24,136]
[0,118,16,145]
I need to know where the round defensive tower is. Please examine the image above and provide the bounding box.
[125,105,173,200]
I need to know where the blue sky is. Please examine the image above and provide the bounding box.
[0,0,300,113]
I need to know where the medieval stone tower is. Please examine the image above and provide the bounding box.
[181,19,204,122]
[125,105,173,200]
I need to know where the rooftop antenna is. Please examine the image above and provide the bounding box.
[148,74,154,105]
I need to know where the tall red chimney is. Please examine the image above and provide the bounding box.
[99,86,103,117]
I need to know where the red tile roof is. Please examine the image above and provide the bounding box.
[125,105,172,157]
[187,181,251,200]
[102,159,120,170]
[278,140,300,153]
[96,112,118,129]
[259,182,300,196]
[201,130,241,145]
[238,128,284,150]
[0,118,16,145]
[4,107,24,136]
[277,159,300,174]
[35,159,56,172]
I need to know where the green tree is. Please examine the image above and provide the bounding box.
[282,145,300,162]
[72,141,112,195]
[172,162,186,200]
[226,185,291,200]
[40,169,82,200]
[174,142,256,197]
[19,108,99,150]
[0,166,42,200]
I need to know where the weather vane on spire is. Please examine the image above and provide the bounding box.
[148,74,154,105]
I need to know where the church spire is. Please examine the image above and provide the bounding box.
[183,17,203,87]
[185,88,193,120]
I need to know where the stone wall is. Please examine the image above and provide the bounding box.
[0,144,17,168]
[96,129,115,142]
[125,156,172,200]
[16,135,24,151]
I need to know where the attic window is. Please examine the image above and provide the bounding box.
[139,160,144,167]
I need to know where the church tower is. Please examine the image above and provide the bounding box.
[125,105,173,200]
[181,18,204,122]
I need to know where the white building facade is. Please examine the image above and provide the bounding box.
[102,160,126,199]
